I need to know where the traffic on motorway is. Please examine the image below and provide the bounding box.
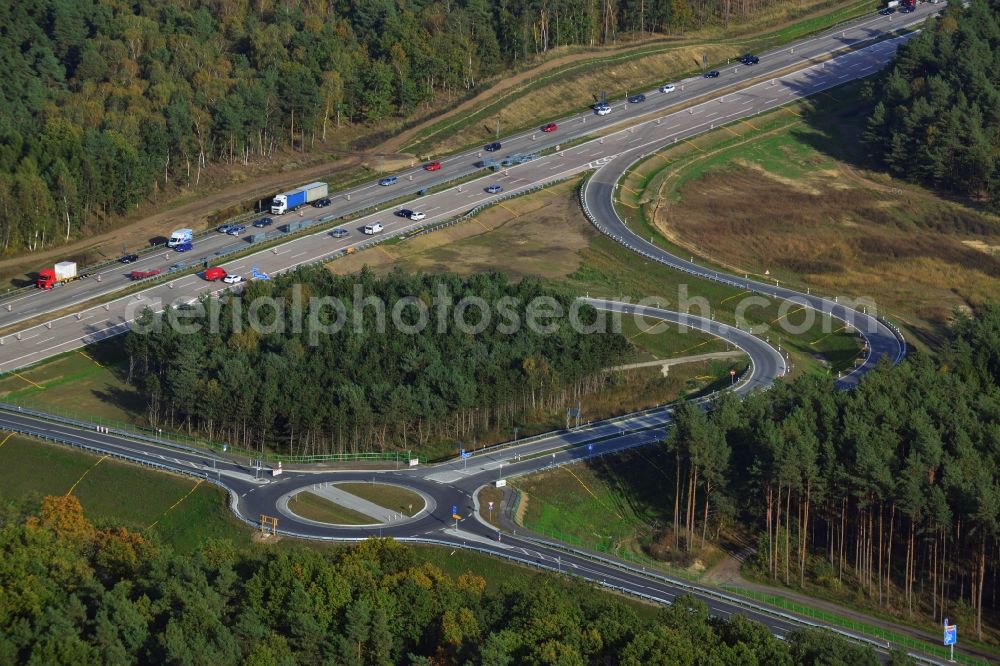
[0,5,950,660]
[0,1,939,335]
[0,25,924,375]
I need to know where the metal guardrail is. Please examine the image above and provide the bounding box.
[579,159,906,376]
[0,390,960,665]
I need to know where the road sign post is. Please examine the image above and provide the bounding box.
[943,618,957,662]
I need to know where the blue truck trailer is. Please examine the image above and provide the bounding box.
[270,182,329,214]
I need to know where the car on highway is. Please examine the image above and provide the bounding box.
[217,223,233,233]
[878,6,895,14]
[312,197,332,208]
[660,83,676,93]
[541,122,557,133]
[486,184,503,194]
[424,161,442,171]
[129,269,160,280]
[627,93,646,103]
[396,209,414,218]
[899,5,913,12]
[204,267,227,281]
[704,70,720,78]
[223,274,244,284]
[378,176,397,186]
[252,217,273,228]
[739,54,760,65]
[408,211,426,221]
[119,253,139,264]
[227,224,246,236]
[594,102,611,116]
[485,141,502,152]
[330,227,350,238]
[363,222,384,235]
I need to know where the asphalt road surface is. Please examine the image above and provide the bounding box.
[0,5,958,662]
[0,1,936,345]
[0,22,924,372]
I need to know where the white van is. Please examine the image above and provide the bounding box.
[363,222,384,235]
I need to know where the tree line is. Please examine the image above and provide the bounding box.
[124,268,631,457]
[864,0,999,209]
[666,303,1000,639]
[2,0,806,254]
[0,493,914,665]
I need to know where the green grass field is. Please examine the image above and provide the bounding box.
[0,434,248,552]
[337,482,425,517]
[288,492,377,525]
[513,446,721,578]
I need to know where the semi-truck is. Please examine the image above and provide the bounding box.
[271,182,328,215]
[37,261,85,289]
[168,228,193,251]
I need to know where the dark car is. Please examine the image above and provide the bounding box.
[330,227,349,239]
[378,176,397,186]
[252,217,273,228]
[227,224,246,236]
[396,209,414,218]
[740,54,760,65]
[119,253,139,264]
[627,93,646,103]
[312,197,332,208]
[878,6,895,14]
[899,5,913,12]
[486,184,503,194]
[217,223,233,233]
[485,141,502,152]
[704,70,720,78]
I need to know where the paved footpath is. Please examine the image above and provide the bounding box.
[307,483,399,523]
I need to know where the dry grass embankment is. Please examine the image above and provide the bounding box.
[627,86,1000,348]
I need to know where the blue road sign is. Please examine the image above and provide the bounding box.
[944,622,957,646]
[588,444,593,452]
[461,451,471,459]
[452,505,458,515]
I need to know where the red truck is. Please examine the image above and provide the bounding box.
[129,269,161,280]
[37,261,86,289]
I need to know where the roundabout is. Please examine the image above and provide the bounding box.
[279,481,433,529]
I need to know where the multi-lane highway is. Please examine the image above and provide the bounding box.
[0,295,938,661]
[0,2,934,372]
[0,4,953,661]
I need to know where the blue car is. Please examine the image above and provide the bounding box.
[227,224,246,236]
[252,217,273,228]
[378,176,397,186]
[486,184,503,194]
[217,224,233,233]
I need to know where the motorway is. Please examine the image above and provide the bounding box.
[0,301,873,651]
[0,2,934,374]
[0,4,951,662]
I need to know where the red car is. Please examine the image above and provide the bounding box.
[541,122,558,133]
[129,269,161,280]
[424,161,442,171]
[204,267,228,281]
